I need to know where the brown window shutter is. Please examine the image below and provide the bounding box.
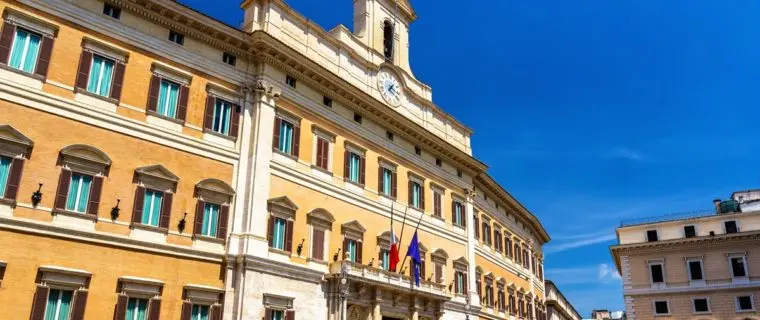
[29,285,50,320]
[342,238,348,260]
[343,151,350,179]
[408,180,413,206]
[391,172,397,198]
[356,240,363,263]
[272,117,281,149]
[132,186,145,223]
[176,85,189,122]
[462,206,467,228]
[451,200,456,225]
[146,75,161,113]
[473,216,478,238]
[265,309,272,320]
[316,138,324,169]
[217,205,229,240]
[285,219,294,252]
[267,215,275,247]
[4,158,24,200]
[114,294,128,320]
[420,185,425,210]
[435,264,442,283]
[229,104,241,138]
[312,229,324,260]
[180,301,192,320]
[70,290,89,320]
[34,36,54,78]
[0,23,16,65]
[148,298,161,320]
[377,167,383,194]
[86,176,103,215]
[286,310,295,320]
[464,272,468,293]
[322,139,330,169]
[292,125,301,157]
[193,200,205,235]
[204,95,216,129]
[54,169,72,210]
[420,260,426,281]
[75,51,93,90]
[210,304,222,320]
[159,192,172,229]
[110,62,125,101]
[359,156,366,185]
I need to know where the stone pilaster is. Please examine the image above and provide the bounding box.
[465,189,480,308]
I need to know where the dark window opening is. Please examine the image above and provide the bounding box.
[414,146,421,156]
[457,169,463,178]
[725,220,738,234]
[103,4,121,19]
[383,20,394,61]
[693,298,709,313]
[323,96,332,107]
[436,158,442,167]
[285,75,296,88]
[353,113,362,124]
[223,52,237,66]
[654,301,669,314]
[646,230,658,242]
[738,296,754,311]
[684,225,696,238]
[650,264,664,283]
[688,261,703,280]
[731,257,747,277]
[168,31,184,45]
[386,131,394,141]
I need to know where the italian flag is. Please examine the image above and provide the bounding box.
[389,228,400,272]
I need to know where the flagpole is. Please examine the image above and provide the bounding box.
[397,205,409,250]
[399,208,425,275]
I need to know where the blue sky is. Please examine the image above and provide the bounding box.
[181,0,760,316]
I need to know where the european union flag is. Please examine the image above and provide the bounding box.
[407,231,421,286]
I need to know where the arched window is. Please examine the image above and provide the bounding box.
[383,20,394,61]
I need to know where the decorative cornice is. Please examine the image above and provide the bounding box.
[475,174,550,244]
[239,254,324,284]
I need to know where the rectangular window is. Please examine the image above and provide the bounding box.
[650,263,664,284]
[270,310,284,320]
[381,168,393,197]
[191,304,209,320]
[277,120,294,154]
[411,181,422,209]
[156,79,180,118]
[222,52,236,66]
[414,146,421,156]
[103,4,121,19]
[315,136,330,170]
[200,203,220,238]
[0,156,11,196]
[211,99,233,135]
[731,257,747,278]
[272,217,287,250]
[353,113,362,124]
[346,239,357,262]
[126,297,149,320]
[693,298,709,313]
[45,289,74,320]
[646,229,658,242]
[311,228,325,260]
[737,296,754,311]
[725,220,738,234]
[688,260,703,281]
[454,202,464,226]
[8,27,41,73]
[455,272,465,294]
[434,263,443,283]
[457,169,463,178]
[323,96,332,107]
[433,191,442,217]
[168,31,184,45]
[141,189,163,227]
[65,173,92,213]
[684,225,696,238]
[348,153,361,184]
[380,249,390,270]
[654,301,669,315]
[87,55,115,97]
[435,158,442,167]
[386,131,393,141]
[285,75,296,88]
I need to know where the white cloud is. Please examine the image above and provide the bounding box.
[598,263,622,283]
[604,146,647,162]
[546,264,622,287]
[544,232,617,254]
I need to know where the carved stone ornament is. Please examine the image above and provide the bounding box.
[254,79,281,98]
[347,305,365,320]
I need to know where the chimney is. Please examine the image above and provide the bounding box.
[713,199,721,214]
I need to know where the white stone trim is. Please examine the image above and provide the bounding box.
[82,36,129,63]
[119,276,163,298]
[207,82,241,103]
[151,61,193,86]
[3,7,57,37]
[691,296,711,314]
[45,80,75,91]
[624,280,760,295]
[735,295,756,312]
[39,265,90,289]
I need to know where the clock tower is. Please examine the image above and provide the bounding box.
[353,0,416,75]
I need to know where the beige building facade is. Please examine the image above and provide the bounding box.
[611,198,760,320]
[0,0,550,320]
[544,281,581,320]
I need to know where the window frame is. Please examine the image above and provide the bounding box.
[102,3,122,19]
[1,9,58,78]
[306,209,334,263]
[311,127,335,173]
[274,111,301,156]
[646,229,659,242]
[378,159,397,199]
[723,220,739,234]
[686,258,704,282]
[691,297,710,314]
[452,199,465,228]
[728,254,748,279]
[652,300,670,316]
[683,225,697,238]
[168,30,184,45]
[222,52,236,66]
[736,295,755,312]
[648,259,666,286]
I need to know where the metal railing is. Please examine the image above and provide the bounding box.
[620,209,716,227]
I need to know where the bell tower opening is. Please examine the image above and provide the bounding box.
[352,0,416,73]
[383,20,394,61]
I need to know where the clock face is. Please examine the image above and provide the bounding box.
[377,70,403,107]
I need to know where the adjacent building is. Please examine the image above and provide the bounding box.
[0,0,550,319]
[611,197,760,319]
[589,310,625,320]
[545,281,581,320]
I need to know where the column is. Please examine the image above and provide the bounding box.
[464,189,480,308]
[372,288,382,320]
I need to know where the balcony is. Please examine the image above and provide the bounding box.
[327,261,450,300]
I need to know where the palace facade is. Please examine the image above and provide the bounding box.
[0,0,549,319]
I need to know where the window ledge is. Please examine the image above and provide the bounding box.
[0,64,44,90]
[203,128,237,142]
[147,111,185,124]
[0,63,44,81]
[74,87,118,104]
[0,197,16,208]
[193,234,225,244]
[310,164,333,176]
[273,148,298,160]
[130,223,169,234]
[737,309,756,313]
[52,209,98,221]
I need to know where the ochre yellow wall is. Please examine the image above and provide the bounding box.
[0,230,224,320]
[3,101,233,244]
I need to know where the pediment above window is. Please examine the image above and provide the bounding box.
[341,220,366,240]
[195,178,234,204]
[431,248,449,264]
[376,231,399,248]
[268,196,297,220]
[60,144,111,176]
[0,124,33,158]
[453,257,468,270]
[134,164,179,192]
[307,208,335,230]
